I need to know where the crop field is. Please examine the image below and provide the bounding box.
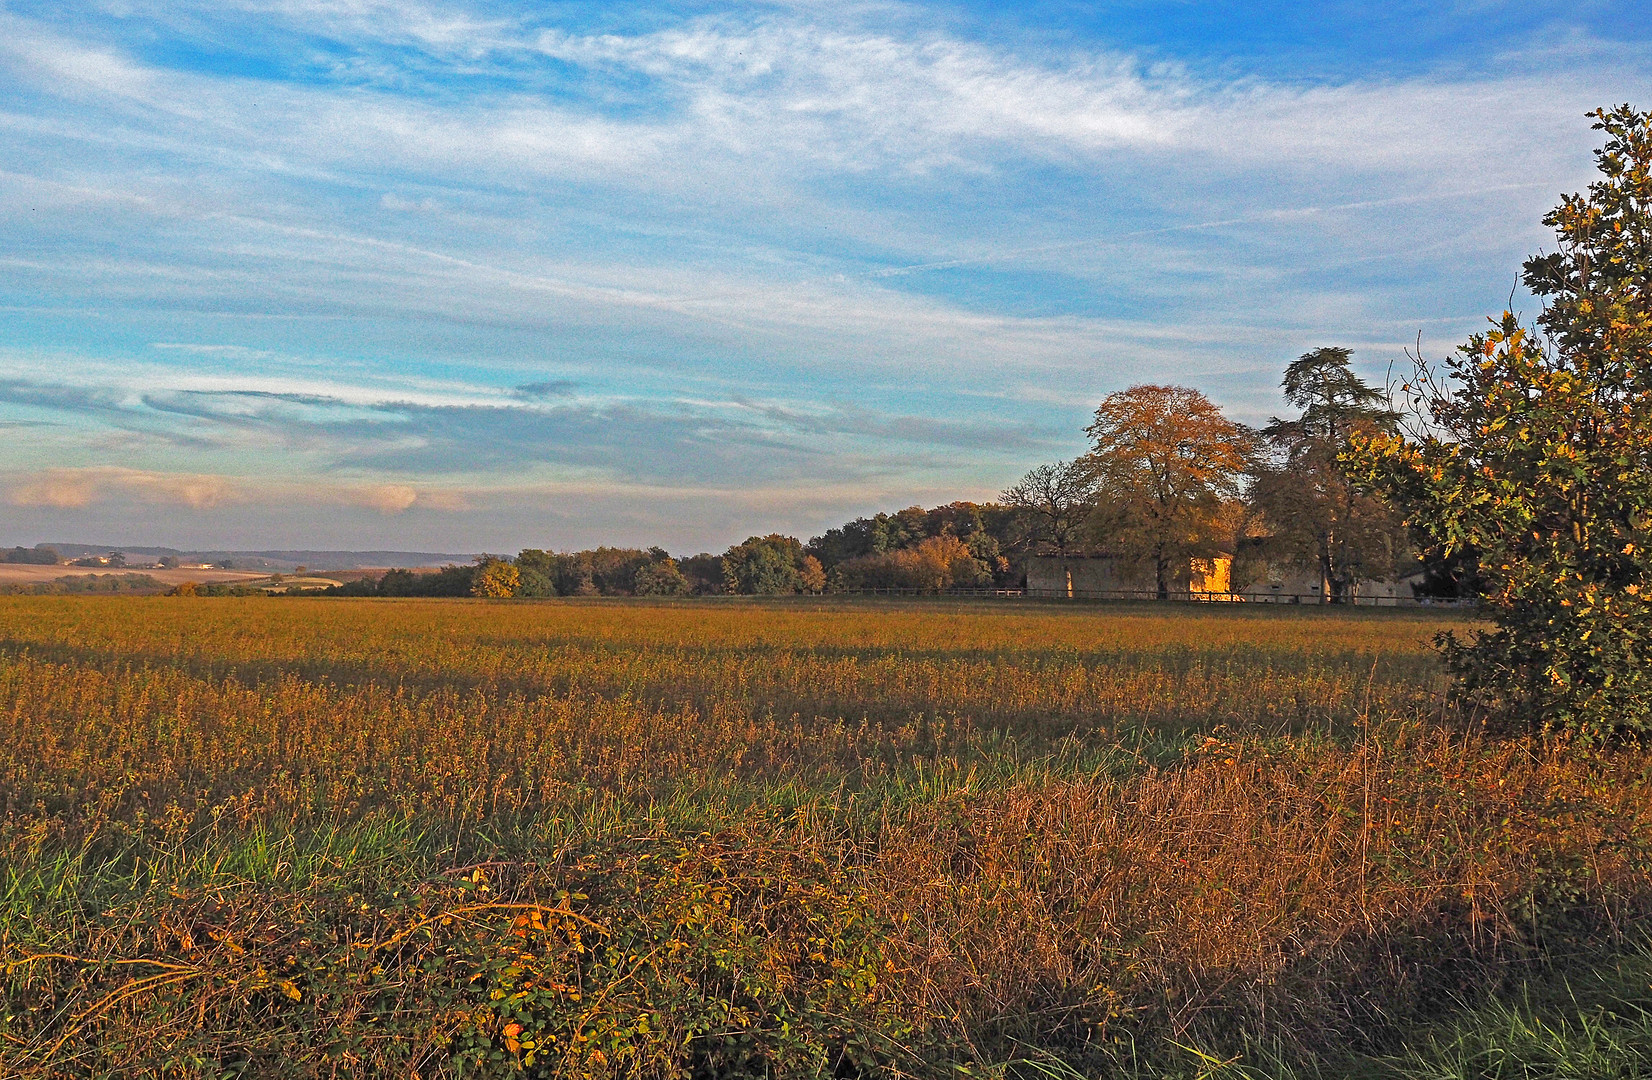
[3,597,1652,1078]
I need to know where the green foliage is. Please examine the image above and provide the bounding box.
[513,548,684,598]
[808,506,933,565]
[807,503,1016,588]
[325,549,695,600]
[1155,933,1652,1080]
[721,535,811,594]
[632,557,689,596]
[676,553,726,594]
[514,549,559,597]
[831,535,994,592]
[1347,106,1652,736]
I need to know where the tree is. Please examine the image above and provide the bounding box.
[1347,105,1652,736]
[3,546,59,565]
[806,508,928,568]
[513,549,558,597]
[634,558,690,596]
[1001,461,1095,595]
[799,555,827,594]
[834,535,992,592]
[375,568,420,596]
[677,553,726,595]
[722,535,810,595]
[1084,385,1251,599]
[1249,348,1405,602]
[806,501,1014,586]
[470,558,520,598]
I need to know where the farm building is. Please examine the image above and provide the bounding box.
[1026,553,1233,599]
[1238,566,1428,605]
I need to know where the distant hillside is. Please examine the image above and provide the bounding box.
[38,545,476,572]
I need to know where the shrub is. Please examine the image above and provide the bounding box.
[1349,106,1652,737]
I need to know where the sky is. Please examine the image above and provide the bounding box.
[2,1,1649,554]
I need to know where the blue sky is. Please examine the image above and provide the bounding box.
[2,0,1648,554]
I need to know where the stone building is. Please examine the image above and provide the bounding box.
[1026,552,1233,599]
[1238,567,1426,605]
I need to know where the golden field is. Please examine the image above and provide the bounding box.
[2,597,1650,1078]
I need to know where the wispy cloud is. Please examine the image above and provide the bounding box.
[0,373,1058,494]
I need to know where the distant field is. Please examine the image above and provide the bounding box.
[3,597,1649,1078]
[0,563,269,587]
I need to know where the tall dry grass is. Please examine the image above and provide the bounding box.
[2,597,1647,1078]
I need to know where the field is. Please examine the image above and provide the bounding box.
[3,597,1651,1079]
[0,565,271,590]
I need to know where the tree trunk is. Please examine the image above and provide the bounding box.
[1319,529,1336,604]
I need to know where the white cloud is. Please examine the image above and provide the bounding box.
[8,467,243,508]
[2,464,477,516]
[345,483,417,513]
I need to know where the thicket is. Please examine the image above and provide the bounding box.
[829,535,994,592]
[807,504,1015,592]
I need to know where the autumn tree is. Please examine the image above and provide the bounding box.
[806,502,1012,586]
[831,535,993,592]
[1348,105,1652,735]
[470,557,520,598]
[1084,385,1252,599]
[1249,348,1405,602]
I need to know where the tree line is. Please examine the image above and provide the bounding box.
[325,508,1023,600]
[328,342,1433,603]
